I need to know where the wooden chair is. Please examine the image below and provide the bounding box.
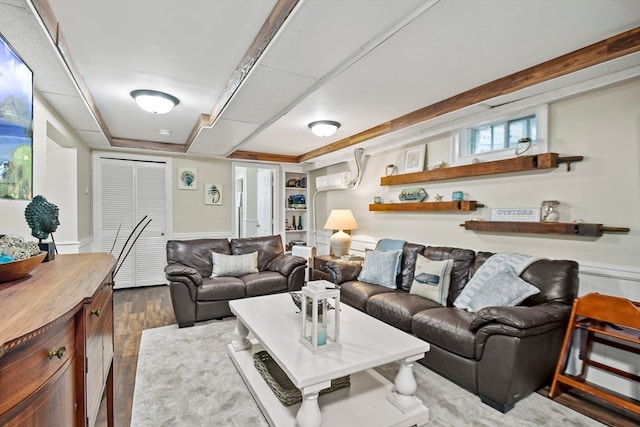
[549,293,640,415]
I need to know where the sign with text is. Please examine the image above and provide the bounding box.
[490,207,541,222]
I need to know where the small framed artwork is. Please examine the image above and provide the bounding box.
[178,167,197,190]
[205,183,222,205]
[403,145,426,173]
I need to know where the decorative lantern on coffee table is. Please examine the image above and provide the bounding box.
[300,281,341,353]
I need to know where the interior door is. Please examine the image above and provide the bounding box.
[98,158,167,288]
[256,169,273,236]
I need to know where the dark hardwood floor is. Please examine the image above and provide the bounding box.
[96,285,176,427]
[96,285,637,427]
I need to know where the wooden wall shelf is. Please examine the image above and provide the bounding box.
[381,153,583,186]
[370,201,482,212]
[461,220,630,237]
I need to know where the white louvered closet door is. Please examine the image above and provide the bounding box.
[99,158,167,288]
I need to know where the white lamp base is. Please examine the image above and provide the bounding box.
[330,230,351,257]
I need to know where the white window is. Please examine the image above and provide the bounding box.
[451,105,548,165]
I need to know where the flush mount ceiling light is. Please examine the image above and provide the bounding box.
[130,89,180,114]
[308,120,340,137]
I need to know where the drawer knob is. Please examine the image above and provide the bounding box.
[48,346,66,360]
[91,308,102,317]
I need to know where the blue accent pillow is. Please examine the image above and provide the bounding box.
[357,249,402,289]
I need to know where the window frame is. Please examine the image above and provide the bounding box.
[451,104,548,166]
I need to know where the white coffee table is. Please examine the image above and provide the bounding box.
[227,292,430,427]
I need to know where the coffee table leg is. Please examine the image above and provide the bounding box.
[296,381,330,427]
[388,354,424,413]
[231,319,251,351]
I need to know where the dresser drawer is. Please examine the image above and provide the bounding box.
[0,317,76,415]
[85,281,112,332]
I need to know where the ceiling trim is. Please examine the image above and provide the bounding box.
[184,0,302,152]
[228,150,299,164]
[112,138,187,153]
[294,26,640,163]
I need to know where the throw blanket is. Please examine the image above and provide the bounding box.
[376,239,407,276]
[376,238,407,252]
[454,253,540,309]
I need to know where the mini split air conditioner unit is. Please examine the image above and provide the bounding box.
[315,172,353,191]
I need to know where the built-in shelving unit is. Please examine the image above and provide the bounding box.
[283,170,308,248]
[380,153,583,186]
[369,201,483,212]
[461,221,630,237]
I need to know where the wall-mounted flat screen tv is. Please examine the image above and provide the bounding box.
[0,32,33,200]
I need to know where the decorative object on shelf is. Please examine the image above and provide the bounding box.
[515,137,532,156]
[24,195,60,262]
[373,196,382,204]
[288,193,306,208]
[541,200,560,222]
[385,164,396,176]
[292,215,297,229]
[490,207,541,222]
[204,183,222,205]
[286,178,299,187]
[324,209,359,257]
[178,167,197,190]
[403,144,427,173]
[297,215,303,230]
[399,187,428,202]
[299,281,341,353]
[285,219,290,230]
[428,161,447,170]
[452,191,464,201]
[434,194,444,202]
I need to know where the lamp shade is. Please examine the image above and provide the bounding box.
[308,120,340,137]
[130,89,180,114]
[323,209,358,257]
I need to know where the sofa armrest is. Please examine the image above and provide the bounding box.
[325,260,362,285]
[165,262,203,286]
[469,303,571,332]
[267,255,307,276]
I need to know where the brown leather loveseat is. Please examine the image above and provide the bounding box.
[325,242,578,413]
[165,235,307,327]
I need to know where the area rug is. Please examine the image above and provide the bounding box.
[131,319,604,427]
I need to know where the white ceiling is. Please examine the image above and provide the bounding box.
[2,0,640,166]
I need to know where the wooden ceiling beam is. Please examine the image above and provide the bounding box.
[227,150,299,164]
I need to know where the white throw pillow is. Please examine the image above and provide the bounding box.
[409,255,453,305]
[357,250,402,289]
[211,251,258,277]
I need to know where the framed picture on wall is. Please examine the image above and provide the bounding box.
[178,167,197,190]
[0,32,34,200]
[204,183,222,205]
[403,144,426,173]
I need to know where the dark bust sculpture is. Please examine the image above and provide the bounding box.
[24,195,60,241]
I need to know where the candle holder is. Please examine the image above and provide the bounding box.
[299,281,341,353]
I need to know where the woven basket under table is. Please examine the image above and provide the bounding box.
[253,350,350,406]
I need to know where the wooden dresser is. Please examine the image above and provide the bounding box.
[0,253,116,427]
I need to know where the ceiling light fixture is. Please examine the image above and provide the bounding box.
[130,89,180,114]
[308,120,340,137]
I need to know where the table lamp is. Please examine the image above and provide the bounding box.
[323,209,359,257]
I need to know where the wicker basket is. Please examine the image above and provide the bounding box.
[253,350,350,406]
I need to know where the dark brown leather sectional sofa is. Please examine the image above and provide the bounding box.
[325,243,578,412]
[165,235,307,327]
